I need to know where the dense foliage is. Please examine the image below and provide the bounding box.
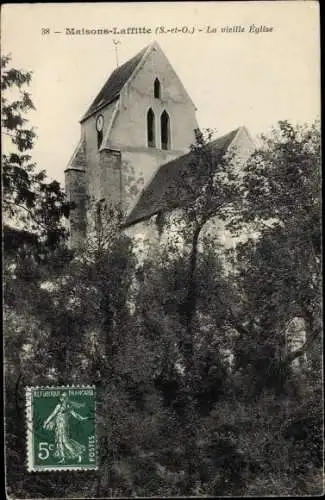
[2,55,69,258]
[4,59,323,497]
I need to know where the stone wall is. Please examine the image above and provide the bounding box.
[99,149,122,205]
[81,101,117,204]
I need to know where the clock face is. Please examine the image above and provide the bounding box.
[96,114,104,132]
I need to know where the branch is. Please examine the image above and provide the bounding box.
[3,199,56,231]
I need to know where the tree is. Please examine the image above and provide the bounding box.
[152,129,243,374]
[5,117,322,497]
[218,121,322,495]
[2,55,69,256]
[133,128,247,493]
[230,120,321,388]
[140,121,322,494]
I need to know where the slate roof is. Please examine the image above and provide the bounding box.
[123,128,241,228]
[81,45,149,122]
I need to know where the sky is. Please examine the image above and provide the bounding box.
[2,1,320,186]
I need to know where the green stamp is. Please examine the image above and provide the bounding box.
[26,386,97,472]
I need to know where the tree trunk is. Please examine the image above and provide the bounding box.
[180,224,202,372]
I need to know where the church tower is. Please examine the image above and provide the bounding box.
[65,41,199,248]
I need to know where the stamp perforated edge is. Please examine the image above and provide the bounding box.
[25,385,97,472]
[26,387,33,472]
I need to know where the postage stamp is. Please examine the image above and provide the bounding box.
[26,386,97,472]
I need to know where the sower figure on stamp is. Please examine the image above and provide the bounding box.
[43,392,88,464]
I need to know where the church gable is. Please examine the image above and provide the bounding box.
[122,41,196,111]
[79,42,199,163]
[100,42,198,152]
[228,126,256,171]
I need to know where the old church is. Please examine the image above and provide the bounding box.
[65,41,255,248]
[64,41,308,367]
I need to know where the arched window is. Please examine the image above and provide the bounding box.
[97,130,103,149]
[154,78,161,98]
[147,108,156,148]
[160,110,170,150]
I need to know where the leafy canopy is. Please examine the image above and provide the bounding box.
[2,54,69,254]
